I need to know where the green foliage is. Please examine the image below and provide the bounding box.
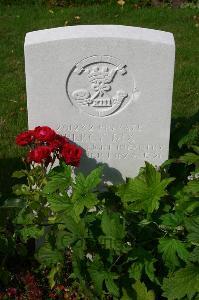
[0,135,199,298]
[117,162,174,213]
[162,264,199,299]
[133,281,155,300]
[158,238,189,270]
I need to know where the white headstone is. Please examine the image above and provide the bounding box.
[25,25,175,183]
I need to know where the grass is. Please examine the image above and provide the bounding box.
[0,3,198,197]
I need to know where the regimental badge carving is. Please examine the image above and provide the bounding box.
[66,55,140,117]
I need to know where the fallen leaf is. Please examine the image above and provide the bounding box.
[19,107,26,112]
[74,16,80,20]
[117,0,125,7]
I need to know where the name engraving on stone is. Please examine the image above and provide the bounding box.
[56,123,167,161]
[66,55,140,117]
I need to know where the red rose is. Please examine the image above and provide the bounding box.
[61,143,83,167]
[49,134,69,152]
[34,126,56,142]
[27,146,51,163]
[15,130,34,146]
[7,288,17,297]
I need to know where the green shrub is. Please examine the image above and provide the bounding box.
[1,124,198,299]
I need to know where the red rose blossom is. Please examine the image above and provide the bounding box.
[61,143,83,167]
[15,130,34,146]
[49,134,69,151]
[27,146,51,163]
[7,288,17,297]
[34,126,56,142]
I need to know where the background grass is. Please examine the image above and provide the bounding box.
[0,3,198,197]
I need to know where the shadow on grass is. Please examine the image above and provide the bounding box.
[0,157,24,204]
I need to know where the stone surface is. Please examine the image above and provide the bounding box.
[25,25,175,183]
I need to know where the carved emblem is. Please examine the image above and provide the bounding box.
[66,55,139,117]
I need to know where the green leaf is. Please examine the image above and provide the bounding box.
[128,248,158,284]
[184,179,199,195]
[160,212,184,228]
[47,194,72,213]
[3,198,25,208]
[15,209,34,225]
[99,211,126,251]
[71,167,103,220]
[43,165,71,194]
[105,273,119,298]
[88,255,119,297]
[56,218,87,258]
[129,262,143,280]
[162,264,199,299]
[133,281,155,300]
[179,152,199,165]
[175,189,199,213]
[158,238,189,270]
[144,259,158,284]
[36,242,64,267]
[19,226,44,242]
[189,247,199,263]
[84,166,103,190]
[12,184,30,196]
[48,264,62,289]
[185,217,199,245]
[117,162,174,213]
[12,170,27,178]
[121,288,132,300]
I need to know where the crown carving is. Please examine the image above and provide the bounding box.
[87,66,115,83]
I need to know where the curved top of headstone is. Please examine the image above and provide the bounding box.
[25,25,174,47]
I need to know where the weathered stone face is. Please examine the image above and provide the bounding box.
[25,25,175,183]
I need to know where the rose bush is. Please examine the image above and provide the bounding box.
[0,124,198,299]
[15,126,83,168]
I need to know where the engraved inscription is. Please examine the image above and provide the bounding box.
[66,55,140,117]
[56,123,167,163]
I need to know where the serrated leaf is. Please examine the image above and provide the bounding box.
[99,211,126,251]
[162,264,199,299]
[88,255,119,297]
[179,152,199,165]
[175,190,199,213]
[105,274,119,297]
[117,162,174,213]
[43,165,71,194]
[133,281,155,300]
[15,209,34,225]
[12,170,27,178]
[121,288,132,300]
[48,264,62,288]
[36,242,63,267]
[185,217,199,245]
[47,194,72,213]
[189,247,199,263]
[84,166,103,190]
[56,218,87,257]
[158,238,189,270]
[144,259,158,284]
[71,167,102,219]
[184,180,199,195]
[129,262,143,280]
[128,248,158,284]
[20,226,44,242]
[160,213,184,228]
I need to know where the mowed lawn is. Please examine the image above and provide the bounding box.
[0,3,198,196]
